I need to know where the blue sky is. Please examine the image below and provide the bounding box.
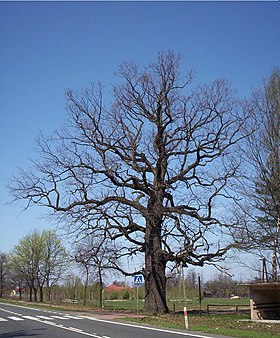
[0,2,279,279]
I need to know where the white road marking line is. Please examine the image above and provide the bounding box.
[43,320,57,325]
[63,314,84,319]
[23,316,40,321]
[50,315,69,320]
[80,316,215,338]
[36,315,54,320]
[8,316,24,321]
[0,304,82,320]
[22,315,105,337]
[0,317,8,322]
[0,303,41,312]
[68,327,84,332]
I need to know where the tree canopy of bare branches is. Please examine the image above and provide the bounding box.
[9,51,251,313]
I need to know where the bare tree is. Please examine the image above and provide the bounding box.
[74,245,91,307]
[237,69,280,281]
[73,231,119,307]
[63,273,82,301]
[9,51,251,313]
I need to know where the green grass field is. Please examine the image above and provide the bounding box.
[102,298,280,338]
[103,296,250,311]
[124,314,280,338]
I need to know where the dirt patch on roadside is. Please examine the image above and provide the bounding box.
[78,309,143,320]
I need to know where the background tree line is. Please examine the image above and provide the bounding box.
[1,237,249,306]
[0,230,68,302]
[0,229,121,307]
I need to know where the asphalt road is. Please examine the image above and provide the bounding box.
[0,302,228,338]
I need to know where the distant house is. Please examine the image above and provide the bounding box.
[203,291,213,298]
[104,284,130,292]
[104,283,132,300]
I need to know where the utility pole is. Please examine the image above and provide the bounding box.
[272,217,280,282]
[182,263,186,302]
[198,275,202,313]
[262,257,268,283]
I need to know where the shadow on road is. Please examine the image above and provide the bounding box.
[0,328,46,337]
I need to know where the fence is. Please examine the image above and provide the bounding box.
[207,304,250,314]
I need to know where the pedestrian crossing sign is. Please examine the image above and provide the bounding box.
[134,275,143,285]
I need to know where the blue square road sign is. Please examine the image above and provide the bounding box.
[134,275,143,285]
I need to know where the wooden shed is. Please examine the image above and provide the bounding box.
[248,283,280,320]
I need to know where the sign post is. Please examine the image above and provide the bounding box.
[184,306,189,329]
[134,275,143,318]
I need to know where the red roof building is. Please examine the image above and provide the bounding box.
[104,284,130,292]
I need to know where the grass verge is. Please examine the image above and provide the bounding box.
[123,313,280,338]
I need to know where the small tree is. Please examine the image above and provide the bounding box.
[73,244,91,306]
[63,273,82,300]
[41,230,68,301]
[10,231,42,301]
[8,253,26,300]
[73,231,119,307]
[0,252,8,298]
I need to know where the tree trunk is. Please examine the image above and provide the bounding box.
[272,218,280,282]
[83,266,89,306]
[39,286,44,302]
[46,279,51,301]
[0,275,3,298]
[98,267,103,309]
[29,287,33,302]
[34,287,38,302]
[47,287,51,301]
[143,218,169,314]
